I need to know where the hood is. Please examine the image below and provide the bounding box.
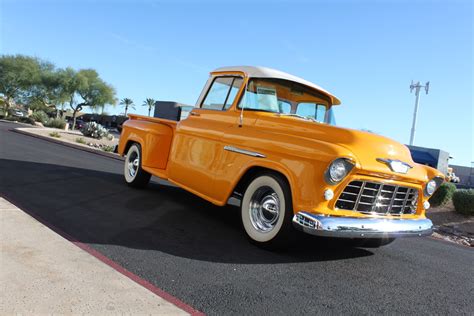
[257,115,431,183]
[328,128,429,182]
[315,126,434,183]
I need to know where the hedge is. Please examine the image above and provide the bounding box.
[452,189,474,215]
[44,118,66,129]
[31,110,49,124]
[429,182,456,207]
[19,117,36,125]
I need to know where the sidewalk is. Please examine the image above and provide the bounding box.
[0,198,189,315]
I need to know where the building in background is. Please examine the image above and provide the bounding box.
[449,164,474,189]
[407,145,450,175]
[407,145,473,188]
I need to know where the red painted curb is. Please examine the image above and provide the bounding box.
[10,128,124,162]
[0,194,204,316]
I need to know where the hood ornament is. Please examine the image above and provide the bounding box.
[377,158,413,174]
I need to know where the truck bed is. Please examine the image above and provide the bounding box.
[118,114,178,171]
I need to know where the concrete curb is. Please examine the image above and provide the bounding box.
[10,128,124,162]
[0,119,39,127]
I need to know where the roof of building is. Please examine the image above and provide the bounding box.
[212,66,341,105]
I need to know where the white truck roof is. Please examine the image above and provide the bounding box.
[212,66,341,105]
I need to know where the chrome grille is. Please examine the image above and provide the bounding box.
[335,181,418,215]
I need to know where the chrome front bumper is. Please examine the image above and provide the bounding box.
[292,212,433,238]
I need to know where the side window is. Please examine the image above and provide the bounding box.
[224,78,243,110]
[296,102,327,122]
[202,77,243,110]
[315,104,327,122]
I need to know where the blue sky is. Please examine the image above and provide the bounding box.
[1,0,472,166]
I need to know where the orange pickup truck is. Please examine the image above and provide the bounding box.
[118,66,443,248]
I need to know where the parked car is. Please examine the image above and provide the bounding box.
[117,66,444,249]
[9,109,27,118]
[446,167,461,183]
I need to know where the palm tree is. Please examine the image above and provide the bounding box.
[120,98,135,116]
[143,98,156,117]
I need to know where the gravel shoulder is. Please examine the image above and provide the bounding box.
[426,201,473,247]
[15,127,119,153]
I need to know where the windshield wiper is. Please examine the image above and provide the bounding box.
[275,113,317,122]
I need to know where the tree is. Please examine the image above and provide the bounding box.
[27,61,70,115]
[0,55,116,126]
[0,55,42,117]
[120,98,135,116]
[56,68,83,128]
[71,69,116,129]
[143,98,156,117]
[58,69,116,129]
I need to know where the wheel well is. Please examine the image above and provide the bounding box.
[123,140,139,155]
[233,166,291,198]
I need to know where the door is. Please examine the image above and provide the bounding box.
[168,76,243,203]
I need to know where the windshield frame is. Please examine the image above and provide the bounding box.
[236,78,332,123]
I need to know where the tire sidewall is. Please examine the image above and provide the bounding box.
[241,175,288,243]
[124,144,141,183]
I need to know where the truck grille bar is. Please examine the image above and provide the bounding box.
[335,181,418,215]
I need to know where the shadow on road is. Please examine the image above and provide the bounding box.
[0,158,374,263]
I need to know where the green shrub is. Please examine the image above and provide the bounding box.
[81,122,108,139]
[49,131,61,138]
[429,182,456,207]
[19,117,36,125]
[4,116,18,122]
[76,137,87,144]
[31,110,49,124]
[101,145,115,152]
[452,189,474,215]
[44,118,66,129]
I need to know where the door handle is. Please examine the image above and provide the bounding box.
[190,112,200,117]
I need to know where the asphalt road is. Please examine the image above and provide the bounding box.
[1,121,473,315]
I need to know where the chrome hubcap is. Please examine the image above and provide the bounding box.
[128,152,139,178]
[249,186,280,233]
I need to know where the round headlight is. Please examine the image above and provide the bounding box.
[426,179,437,196]
[326,158,354,184]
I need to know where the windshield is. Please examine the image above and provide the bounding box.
[238,78,330,123]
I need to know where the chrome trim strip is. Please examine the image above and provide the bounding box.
[292,212,433,238]
[376,158,413,174]
[224,145,266,158]
[354,181,365,210]
[371,184,383,212]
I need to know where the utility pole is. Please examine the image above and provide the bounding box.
[409,81,430,146]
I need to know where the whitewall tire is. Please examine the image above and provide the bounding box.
[124,143,151,188]
[241,173,294,249]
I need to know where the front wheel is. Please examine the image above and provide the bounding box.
[124,143,151,188]
[241,172,294,249]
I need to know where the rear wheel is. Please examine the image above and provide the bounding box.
[124,143,151,188]
[241,172,294,249]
